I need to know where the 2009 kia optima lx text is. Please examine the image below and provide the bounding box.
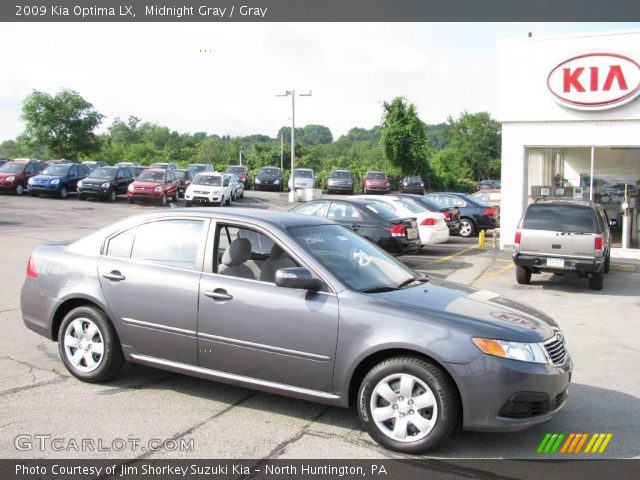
[20,209,571,453]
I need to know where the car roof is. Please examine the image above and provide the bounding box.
[532,198,597,207]
[140,168,166,173]
[196,171,222,176]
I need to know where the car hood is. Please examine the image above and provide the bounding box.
[188,184,223,192]
[33,174,67,181]
[132,181,163,188]
[371,278,558,343]
[0,172,22,179]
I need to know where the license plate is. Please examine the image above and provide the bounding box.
[407,228,418,240]
[547,258,565,269]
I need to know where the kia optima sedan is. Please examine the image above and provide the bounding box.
[21,209,571,453]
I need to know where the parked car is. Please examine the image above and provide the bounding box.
[400,176,425,194]
[81,160,107,172]
[131,166,146,177]
[149,162,178,170]
[254,167,284,191]
[476,179,501,190]
[184,172,232,207]
[424,192,499,238]
[225,165,251,189]
[0,159,46,195]
[472,189,501,207]
[326,169,355,194]
[291,198,421,255]
[513,199,612,290]
[288,168,316,190]
[28,163,90,198]
[46,159,73,166]
[77,166,135,202]
[363,171,391,194]
[355,195,449,247]
[115,162,139,168]
[0,156,9,167]
[394,193,462,234]
[21,209,571,454]
[127,169,180,206]
[174,169,197,198]
[186,163,214,175]
[598,182,638,203]
[228,173,245,200]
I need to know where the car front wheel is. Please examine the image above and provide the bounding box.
[358,356,459,454]
[108,189,117,202]
[160,193,167,206]
[15,184,24,195]
[58,306,124,383]
[458,218,475,238]
[59,186,68,199]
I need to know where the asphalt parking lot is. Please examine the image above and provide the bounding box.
[1,191,639,460]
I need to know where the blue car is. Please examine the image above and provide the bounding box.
[424,192,500,238]
[28,163,90,199]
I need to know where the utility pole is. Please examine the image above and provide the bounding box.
[239,146,243,166]
[276,90,311,201]
[280,130,284,172]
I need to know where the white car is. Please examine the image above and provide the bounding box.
[287,168,316,190]
[354,195,449,246]
[184,172,233,207]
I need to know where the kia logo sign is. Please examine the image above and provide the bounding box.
[547,52,640,110]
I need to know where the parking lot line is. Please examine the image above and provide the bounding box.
[427,246,477,265]
[610,263,636,272]
[478,262,514,279]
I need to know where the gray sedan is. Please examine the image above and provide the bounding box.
[20,209,571,454]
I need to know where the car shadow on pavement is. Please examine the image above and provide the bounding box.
[100,364,640,458]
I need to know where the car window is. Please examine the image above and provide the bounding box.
[291,201,327,217]
[327,202,363,222]
[106,228,136,258]
[393,198,424,213]
[522,204,596,233]
[130,220,205,270]
[25,164,34,174]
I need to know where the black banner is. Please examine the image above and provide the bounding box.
[2,459,640,480]
[3,0,640,22]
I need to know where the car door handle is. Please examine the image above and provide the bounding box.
[102,271,126,281]
[203,289,233,301]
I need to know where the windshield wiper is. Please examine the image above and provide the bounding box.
[396,274,430,289]
[362,285,400,293]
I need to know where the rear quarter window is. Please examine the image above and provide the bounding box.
[522,205,596,233]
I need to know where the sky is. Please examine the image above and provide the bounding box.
[1,22,639,141]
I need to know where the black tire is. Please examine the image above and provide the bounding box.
[458,218,475,238]
[15,184,24,195]
[225,194,231,206]
[59,186,68,199]
[173,191,179,203]
[58,306,124,383]
[358,356,459,454]
[160,193,167,206]
[515,265,531,285]
[604,252,611,274]
[185,201,192,207]
[589,268,604,290]
[108,189,117,203]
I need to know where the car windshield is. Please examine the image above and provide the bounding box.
[367,172,386,180]
[288,224,416,292]
[194,175,221,186]
[0,163,25,173]
[188,165,207,172]
[406,176,422,182]
[259,168,279,176]
[226,167,245,174]
[89,167,116,179]
[330,171,351,179]
[522,204,595,233]
[137,171,165,182]
[42,165,71,176]
[295,169,313,178]
[151,163,168,169]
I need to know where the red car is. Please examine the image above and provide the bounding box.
[0,159,46,195]
[363,171,391,194]
[225,165,251,189]
[127,169,180,206]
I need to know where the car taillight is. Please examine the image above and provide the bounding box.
[26,256,37,278]
[515,231,521,245]
[595,236,603,252]
[421,218,436,226]
[390,224,406,237]
[484,208,497,216]
[443,211,451,221]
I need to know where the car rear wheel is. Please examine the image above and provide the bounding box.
[458,219,475,238]
[58,306,124,383]
[15,184,24,195]
[589,268,604,290]
[59,186,68,199]
[358,356,459,454]
[604,252,611,274]
[515,265,531,285]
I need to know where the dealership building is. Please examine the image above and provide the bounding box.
[497,29,640,254]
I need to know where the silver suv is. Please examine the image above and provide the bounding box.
[513,199,612,290]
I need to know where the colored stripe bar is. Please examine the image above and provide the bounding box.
[560,433,575,453]
[574,433,589,453]
[537,433,552,453]
[545,434,559,453]
[598,434,613,453]
[584,433,598,453]
[550,433,565,453]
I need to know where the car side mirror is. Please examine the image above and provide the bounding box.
[609,218,619,229]
[275,267,321,291]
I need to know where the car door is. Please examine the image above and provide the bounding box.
[98,217,208,365]
[197,222,339,393]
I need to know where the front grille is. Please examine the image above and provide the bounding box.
[544,332,567,365]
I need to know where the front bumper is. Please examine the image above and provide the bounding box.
[255,182,280,190]
[400,186,424,194]
[29,184,60,194]
[513,253,604,274]
[327,183,353,192]
[78,186,111,199]
[128,191,164,201]
[445,353,572,432]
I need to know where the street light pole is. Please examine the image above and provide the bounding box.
[277,89,311,201]
[280,130,284,172]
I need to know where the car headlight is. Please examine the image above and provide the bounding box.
[51,179,60,185]
[28,177,34,185]
[77,180,83,187]
[472,338,549,364]
[274,179,279,185]
[101,182,110,188]
[154,185,163,192]
[128,183,134,191]
[255,178,261,184]
[5,176,15,182]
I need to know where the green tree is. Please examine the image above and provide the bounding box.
[21,89,104,160]
[380,97,429,175]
